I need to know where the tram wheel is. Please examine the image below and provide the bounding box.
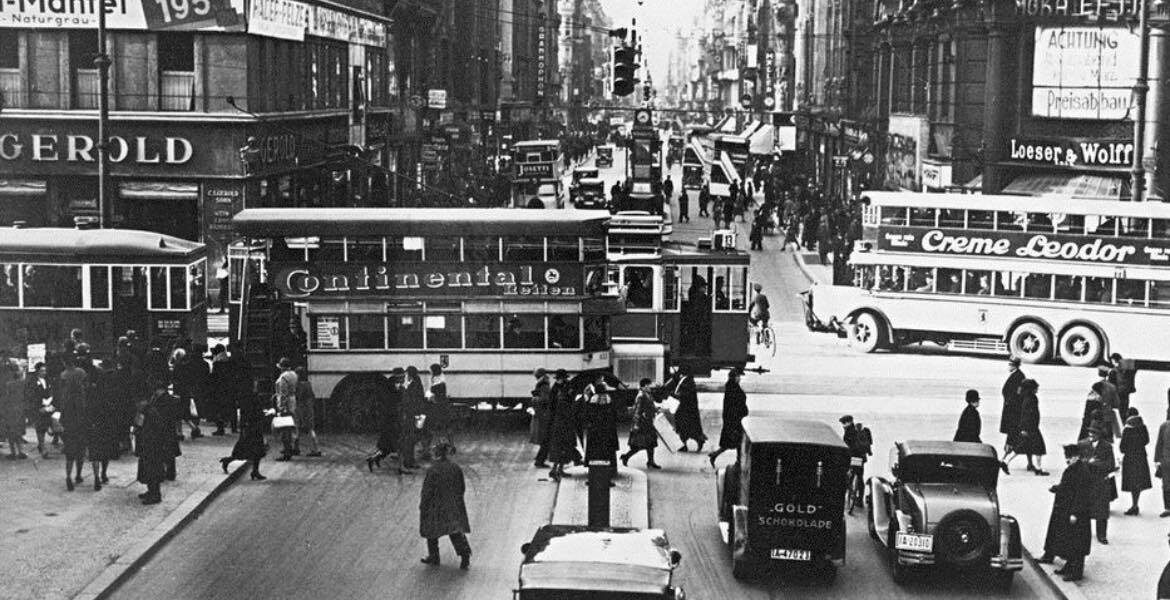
[1059,325,1103,367]
[1007,322,1051,364]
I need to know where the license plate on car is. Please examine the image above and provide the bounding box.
[895,533,933,552]
[770,548,812,561]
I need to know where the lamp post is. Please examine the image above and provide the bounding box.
[1132,0,1152,202]
[96,5,112,227]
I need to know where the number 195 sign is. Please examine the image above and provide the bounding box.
[143,0,239,29]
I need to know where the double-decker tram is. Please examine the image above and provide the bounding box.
[804,191,1170,366]
[511,139,566,209]
[230,209,621,405]
[0,226,207,358]
[681,136,709,192]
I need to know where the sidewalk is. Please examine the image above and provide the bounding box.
[0,428,254,600]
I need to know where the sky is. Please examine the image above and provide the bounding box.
[598,0,704,86]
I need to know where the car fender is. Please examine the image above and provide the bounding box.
[716,465,728,523]
[731,504,749,560]
[1000,514,1022,559]
[869,477,893,545]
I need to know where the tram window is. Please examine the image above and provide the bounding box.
[877,265,905,291]
[938,268,962,294]
[23,265,83,308]
[624,266,654,309]
[1150,281,1170,309]
[939,209,964,229]
[992,271,1023,297]
[909,207,936,227]
[425,238,460,262]
[965,270,992,295]
[169,266,186,309]
[907,268,934,293]
[730,267,747,310]
[1085,277,1112,304]
[547,237,580,261]
[1054,275,1082,302]
[424,315,462,349]
[188,262,205,308]
[584,316,609,352]
[880,206,908,226]
[348,237,385,262]
[548,315,579,349]
[1120,218,1150,238]
[1153,219,1170,240]
[504,314,545,349]
[89,266,110,309]
[663,267,680,310]
[0,264,18,306]
[1026,213,1054,233]
[583,237,606,261]
[1054,214,1084,235]
[388,314,423,348]
[464,237,500,262]
[996,211,1025,231]
[388,237,424,262]
[306,238,345,262]
[309,315,345,350]
[1023,273,1053,300]
[967,210,994,230]
[149,267,167,309]
[349,314,386,349]
[504,237,544,262]
[465,315,501,348]
[1086,216,1117,237]
[712,274,730,310]
[1117,279,1146,306]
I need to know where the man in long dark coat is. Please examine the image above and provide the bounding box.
[400,367,427,470]
[57,354,89,491]
[545,370,579,480]
[530,369,553,468]
[1000,356,1026,473]
[207,344,232,436]
[1084,426,1117,545]
[953,389,982,443]
[137,379,176,505]
[670,367,706,452]
[583,380,619,480]
[419,441,471,569]
[708,368,747,467]
[1038,443,1093,581]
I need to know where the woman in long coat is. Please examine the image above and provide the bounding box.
[419,442,472,569]
[1,364,27,459]
[1120,407,1152,515]
[670,367,706,452]
[220,383,270,480]
[708,369,748,466]
[1039,444,1093,581]
[87,362,124,489]
[367,368,404,472]
[546,370,579,480]
[58,356,89,491]
[1016,378,1048,476]
[621,378,660,469]
[137,379,175,505]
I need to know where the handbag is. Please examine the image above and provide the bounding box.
[271,414,296,430]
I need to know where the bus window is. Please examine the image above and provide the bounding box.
[1023,273,1052,300]
[663,267,679,310]
[909,207,936,227]
[880,206,908,226]
[23,265,82,308]
[992,271,1022,297]
[466,315,501,348]
[464,237,500,262]
[583,237,606,261]
[996,211,1025,231]
[583,316,609,351]
[424,313,463,349]
[348,237,385,262]
[624,266,654,309]
[388,314,423,348]
[309,315,345,350]
[877,265,905,291]
[712,274,730,309]
[908,267,934,292]
[853,265,875,289]
[938,268,962,294]
[149,267,167,309]
[1054,275,1082,302]
[547,237,580,261]
[350,314,386,349]
[939,209,964,229]
[426,238,461,262]
[1150,281,1170,309]
[168,266,186,309]
[1085,277,1112,304]
[965,270,992,295]
[1153,219,1170,240]
[307,237,346,262]
[1054,213,1084,235]
[188,262,205,308]
[0,264,17,306]
[548,315,579,349]
[388,237,425,262]
[504,237,544,262]
[1026,213,1054,233]
[968,210,994,230]
[504,314,545,348]
[1120,218,1150,238]
[1117,279,1146,306]
[1086,216,1117,237]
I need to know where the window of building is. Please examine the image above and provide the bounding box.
[463,237,499,262]
[934,39,955,122]
[548,315,579,349]
[0,32,17,69]
[388,314,423,348]
[24,265,83,308]
[912,39,930,114]
[504,314,544,349]
[546,237,579,261]
[426,238,460,262]
[465,314,500,348]
[0,264,17,306]
[583,316,608,352]
[623,266,654,309]
[158,32,194,111]
[70,30,100,109]
[349,314,386,349]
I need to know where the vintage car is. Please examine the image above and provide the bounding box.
[572,177,609,209]
[572,167,600,185]
[716,418,850,580]
[515,525,685,600]
[867,441,1023,587]
[596,146,614,168]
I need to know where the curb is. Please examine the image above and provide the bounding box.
[1022,548,1091,600]
[74,460,251,600]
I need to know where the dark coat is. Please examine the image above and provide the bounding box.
[671,375,706,444]
[1121,417,1153,492]
[529,376,552,446]
[375,384,403,454]
[110,363,147,435]
[953,404,982,443]
[137,390,178,484]
[1,377,24,439]
[546,380,580,464]
[207,354,235,423]
[174,356,209,415]
[230,389,268,460]
[1000,369,1024,438]
[1016,391,1046,455]
[57,366,89,459]
[87,368,124,461]
[1043,459,1093,560]
[23,375,51,423]
[627,390,657,451]
[419,459,471,539]
[717,379,748,451]
[1085,439,1118,519]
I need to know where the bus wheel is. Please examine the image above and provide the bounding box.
[850,312,886,353]
[1059,325,1103,367]
[1007,322,1051,364]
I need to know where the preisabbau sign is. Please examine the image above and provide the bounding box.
[1031,26,1139,120]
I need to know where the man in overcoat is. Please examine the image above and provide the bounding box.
[1155,405,1170,517]
[1084,426,1117,544]
[953,389,982,443]
[1038,443,1093,581]
[708,368,748,467]
[530,368,553,468]
[546,369,579,480]
[670,366,706,452]
[136,378,177,505]
[1000,356,1026,473]
[419,441,471,569]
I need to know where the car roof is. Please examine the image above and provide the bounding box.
[577,178,605,185]
[898,440,998,460]
[519,526,673,593]
[519,562,670,594]
[742,417,847,448]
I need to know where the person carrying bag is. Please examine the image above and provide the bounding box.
[272,358,298,462]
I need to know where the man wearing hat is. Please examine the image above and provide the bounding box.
[1084,426,1117,544]
[709,368,748,467]
[529,368,552,468]
[545,369,578,480]
[1155,405,1170,517]
[1037,443,1093,581]
[953,390,982,443]
[1000,356,1026,474]
[419,441,472,569]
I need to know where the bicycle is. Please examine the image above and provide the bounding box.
[751,321,776,357]
[846,458,866,514]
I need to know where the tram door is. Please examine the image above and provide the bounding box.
[112,266,149,341]
[678,266,713,359]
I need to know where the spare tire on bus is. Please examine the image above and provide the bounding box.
[1007,321,1051,364]
[1058,324,1104,367]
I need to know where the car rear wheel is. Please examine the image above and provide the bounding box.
[1007,322,1051,364]
[1058,325,1103,367]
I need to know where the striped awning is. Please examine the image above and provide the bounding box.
[1002,173,1127,201]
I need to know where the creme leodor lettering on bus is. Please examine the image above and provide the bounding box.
[277,264,576,299]
[879,228,1170,265]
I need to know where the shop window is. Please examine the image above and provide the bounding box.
[1026,213,1054,233]
[463,237,499,262]
[547,237,579,261]
[89,266,110,309]
[388,314,423,348]
[307,237,346,262]
[465,315,500,348]
[309,315,345,349]
[349,314,385,349]
[663,267,679,310]
[908,267,935,293]
[424,313,462,349]
[1085,277,1112,304]
[348,237,384,262]
[504,237,544,262]
[938,209,964,229]
[1117,279,1146,306]
[548,315,579,349]
[992,271,1022,297]
[1023,273,1052,300]
[426,238,460,262]
[880,206,908,226]
[70,30,99,109]
[583,237,606,261]
[24,265,82,308]
[1149,281,1170,309]
[1120,218,1150,238]
[187,262,205,308]
[1054,275,1082,302]
[0,264,18,306]
[965,270,992,295]
[504,314,545,349]
[877,265,906,291]
[967,210,993,230]
[937,268,962,294]
[149,267,167,308]
[387,236,424,262]
[624,266,654,309]
[583,316,609,352]
[1054,214,1085,235]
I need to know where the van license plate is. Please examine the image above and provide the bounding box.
[770,548,812,561]
[895,533,933,552]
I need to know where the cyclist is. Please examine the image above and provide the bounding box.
[748,283,771,344]
[840,415,873,513]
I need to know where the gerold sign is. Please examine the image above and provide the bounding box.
[273,262,585,299]
[878,227,1170,266]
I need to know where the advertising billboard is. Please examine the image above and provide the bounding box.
[1031,26,1140,120]
[0,0,244,30]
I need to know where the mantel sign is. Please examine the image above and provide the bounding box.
[879,226,1170,266]
[273,262,587,299]
[1031,26,1139,120]
[1008,137,1133,168]
[0,0,243,30]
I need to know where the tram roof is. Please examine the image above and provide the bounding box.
[0,227,205,262]
[232,208,611,237]
[862,191,1170,219]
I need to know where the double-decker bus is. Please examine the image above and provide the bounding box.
[0,226,207,359]
[511,140,566,208]
[804,191,1170,366]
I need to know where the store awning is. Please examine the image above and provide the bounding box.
[0,180,47,196]
[749,125,774,155]
[1001,173,1127,200]
[119,181,199,200]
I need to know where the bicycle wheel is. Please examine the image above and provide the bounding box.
[764,327,776,357]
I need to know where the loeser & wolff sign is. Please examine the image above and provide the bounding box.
[1008,138,1133,168]
[879,227,1170,266]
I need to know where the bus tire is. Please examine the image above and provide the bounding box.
[1007,322,1051,364]
[1059,325,1104,367]
[850,312,886,353]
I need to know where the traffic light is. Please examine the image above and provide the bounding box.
[611,46,639,97]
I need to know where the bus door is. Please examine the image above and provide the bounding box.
[227,241,267,340]
[112,266,149,341]
[678,266,713,359]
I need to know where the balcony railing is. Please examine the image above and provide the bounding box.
[160,70,194,111]
[0,68,24,108]
[74,68,99,109]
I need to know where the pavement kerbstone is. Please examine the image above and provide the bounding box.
[551,465,649,529]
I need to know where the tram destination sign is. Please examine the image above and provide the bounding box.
[878,227,1170,266]
[273,262,588,299]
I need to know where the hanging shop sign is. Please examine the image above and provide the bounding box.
[921,160,953,190]
[536,19,548,101]
[1031,26,1139,120]
[878,226,1170,266]
[273,262,587,299]
[1007,137,1134,168]
[247,0,387,45]
[0,0,243,30]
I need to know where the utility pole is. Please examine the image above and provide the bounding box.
[96,4,112,227]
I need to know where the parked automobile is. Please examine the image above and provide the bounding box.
[867,440,1024,588]
[572,177,608,210]
[515,525,684,599]
[572,167,600,185]
[716,417,850,580]
[596,146,614,168]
